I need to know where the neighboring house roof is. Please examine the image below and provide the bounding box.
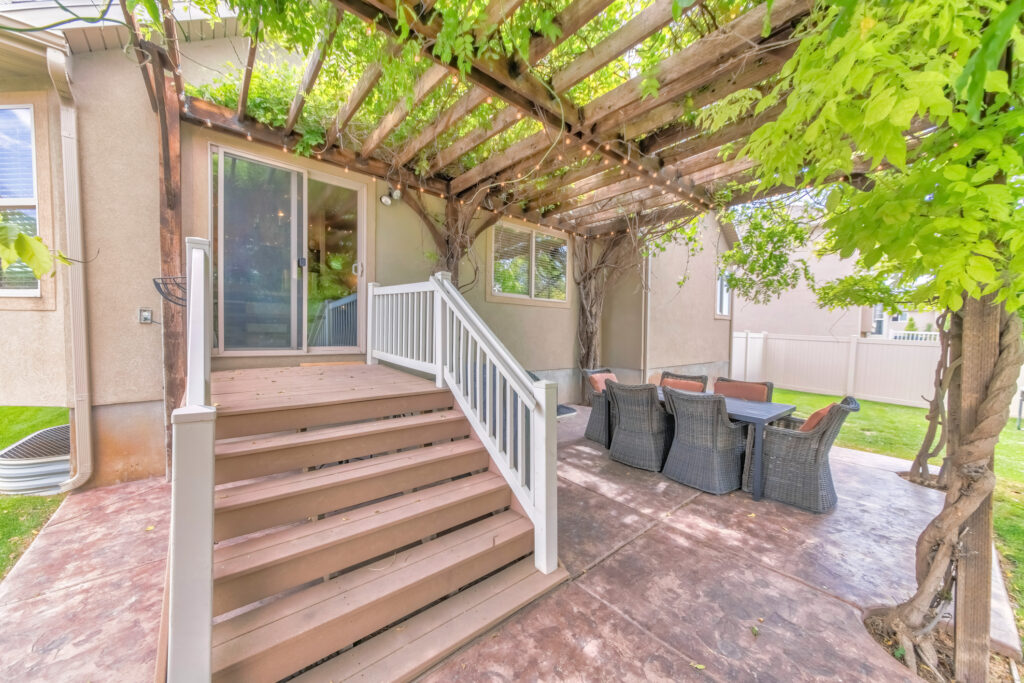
[0,1,239,54]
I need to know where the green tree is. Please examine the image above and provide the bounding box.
[711,0,1024,675]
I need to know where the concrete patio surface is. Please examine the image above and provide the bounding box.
[0,405,1018,681]
[423,406,1021,681]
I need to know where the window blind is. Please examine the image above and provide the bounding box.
[0,209,40,290]
[492,225,530,296]
[0,107,35,201]
[533,232,567,301]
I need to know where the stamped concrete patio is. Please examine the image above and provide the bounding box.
[0,405,1018,681]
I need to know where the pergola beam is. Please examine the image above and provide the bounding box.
[183,96,450,196]
[236,36,258,120]
[394,87,489,165]
[330,0,710,210]
[325,53,391,149]
[550,0,681,94]
[360,63,450,158]
[283,14,339,136]
[428,105,522,174]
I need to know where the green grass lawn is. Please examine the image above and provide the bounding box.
[774,388,1024,641]
[0,406,69,450]
[0,494,64,578]
[0,406,70,580]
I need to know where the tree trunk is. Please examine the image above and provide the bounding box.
[879,300,1023,678]
[906,310,958,487]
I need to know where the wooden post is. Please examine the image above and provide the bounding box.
[954,296,1001,681]
[365,282,378,365]
[155,74,186,471]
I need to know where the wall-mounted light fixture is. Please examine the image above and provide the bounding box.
[379,186,402,206]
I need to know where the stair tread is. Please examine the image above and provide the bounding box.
[293,559,569,683]
[215,382,451,417]
[213,472,506,578]
[211,511,532,674]
[215,410,469,459]
[214,439,486,512]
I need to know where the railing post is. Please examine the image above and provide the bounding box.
[433,273,452,388]
[366,281,378,365]
[167,403,216,683]
[531,380,558,574]
[185,238,211,405]
[846,334,859,395]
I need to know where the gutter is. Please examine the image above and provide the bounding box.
[47,48,94,492]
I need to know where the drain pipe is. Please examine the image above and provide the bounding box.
[48,48,94,492]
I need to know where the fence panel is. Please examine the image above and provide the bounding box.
[732,331,940,408]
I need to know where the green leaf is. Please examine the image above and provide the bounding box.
[14,233,53,278]
[672,0,697,22]
[761,0,775,38]
[954,0,1024,120]
[863,88,896,126]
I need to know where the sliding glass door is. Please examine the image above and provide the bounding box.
[211,147,365,354]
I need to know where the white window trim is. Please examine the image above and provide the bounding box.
[715,273,731,318]
[0,103,41,298]
[486,221,571,308]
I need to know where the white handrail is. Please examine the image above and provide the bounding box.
[167,238,216,682]
[366,272,558,574]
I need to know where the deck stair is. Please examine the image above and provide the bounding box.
[207,364,567,682]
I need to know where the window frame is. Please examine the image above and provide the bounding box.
[715,273,731,318]
[0,103,41,299]
[486,221,571,308]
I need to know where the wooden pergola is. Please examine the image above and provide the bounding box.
[130,0,812,239]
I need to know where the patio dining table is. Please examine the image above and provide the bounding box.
[657,388,796,500]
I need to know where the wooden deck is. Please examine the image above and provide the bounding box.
[211,363,444,415]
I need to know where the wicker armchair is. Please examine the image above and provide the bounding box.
[605,381,673,471]
[661,372,708,391]
[582,367,614,447]
[742,396,860,513]
[714,377,774,402]
[662,389,747,493]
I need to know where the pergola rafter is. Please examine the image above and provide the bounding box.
[161,0,822,237]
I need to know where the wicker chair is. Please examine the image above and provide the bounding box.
[714,377,774,402]
[742,396,860,513]
[662,389,747,493]
[582,367,614,447]
[661,371,708,391]
[605,381,673,471]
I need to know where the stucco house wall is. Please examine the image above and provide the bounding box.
[600,214,732,386]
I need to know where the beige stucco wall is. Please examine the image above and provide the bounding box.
[731,250,866,338]
[645,217,732,377]
[599,215,732,384]
[0,88,69,407]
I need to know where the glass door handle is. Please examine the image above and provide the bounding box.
[297,257,307,268]
[352,262,364,276]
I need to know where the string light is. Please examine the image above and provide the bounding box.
[246,133,252,141]
[486,96,493,104]
[205,119,212,128]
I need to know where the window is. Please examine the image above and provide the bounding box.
[491,224,568,303]
[715,274,731,317]
[0,105,40,296]
[872,303,885,335]
[891,311,908,323]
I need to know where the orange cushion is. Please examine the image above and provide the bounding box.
[588,372,617,393]
[661,378,704,393]
[714,380,769,402]
[800,403,835,432]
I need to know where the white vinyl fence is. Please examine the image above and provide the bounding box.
[731,331,942,408]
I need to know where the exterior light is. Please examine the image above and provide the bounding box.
[380,194,393,206]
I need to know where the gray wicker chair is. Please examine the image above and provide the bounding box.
[714,377,774,402]
[662,389,747,493]
[660,372,708,391]
[742,396,860,513]
[583,368,614,447]
[605,381,672,471]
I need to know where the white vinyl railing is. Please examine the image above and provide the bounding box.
[367,273,558,574]
[889,330,940,342]
[166,237,216,682]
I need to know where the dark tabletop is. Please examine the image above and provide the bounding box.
[656,388,796,425]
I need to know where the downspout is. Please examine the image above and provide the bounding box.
[641,253,651,383]
[48,48,94,492]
